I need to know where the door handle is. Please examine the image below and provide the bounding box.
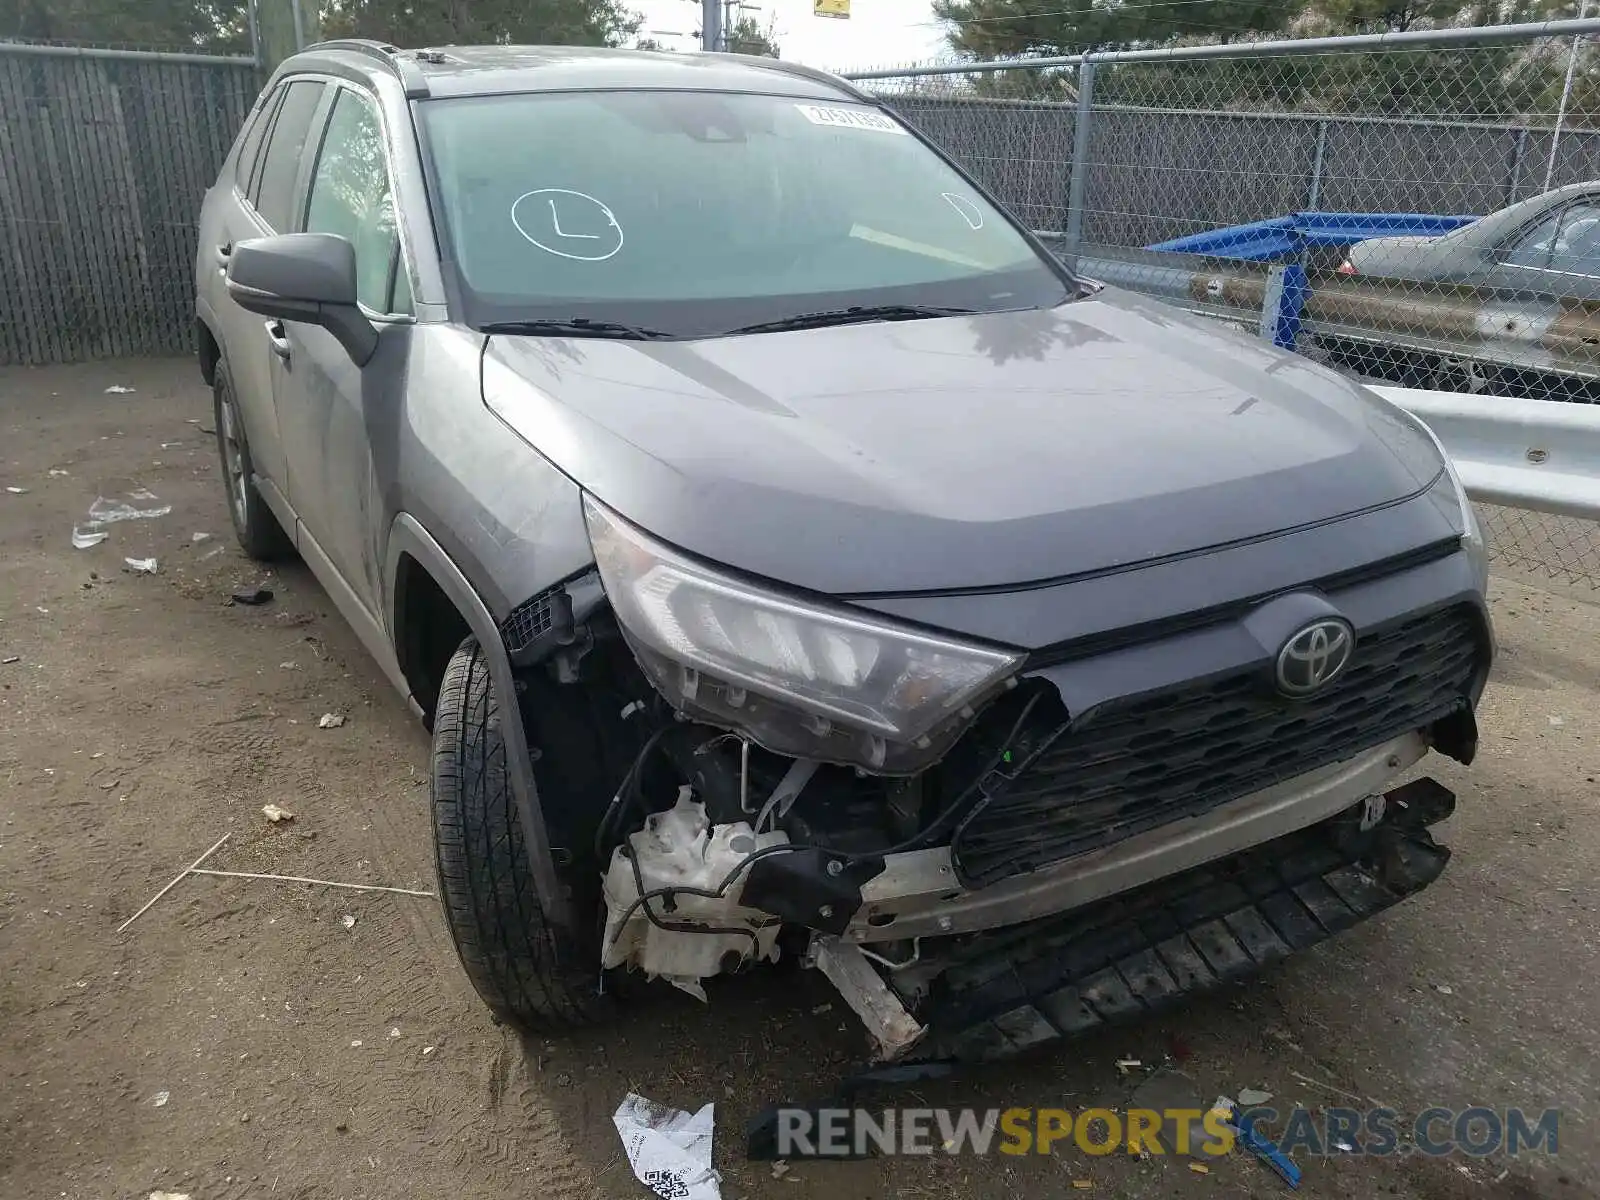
[265,320,291,361]
[214,241,232,270]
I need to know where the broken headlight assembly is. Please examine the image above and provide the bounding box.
[584,495,1023,773]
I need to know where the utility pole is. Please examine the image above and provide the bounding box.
[701,0,723,52]
[255,0,320,72]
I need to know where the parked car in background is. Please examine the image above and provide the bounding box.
[1339,180,1600,298]
[193,39,1492,1063]
[1310,182,1600,398]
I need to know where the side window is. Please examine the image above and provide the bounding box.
[1547,202,1600,277]
[233,87,281,195]
[305,89,407,314]
[1502,209,1563,270]
[254,80,324,232]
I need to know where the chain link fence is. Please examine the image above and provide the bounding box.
[848,21,1600,589]
[0,43,258,365]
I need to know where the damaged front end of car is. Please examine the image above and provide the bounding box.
[496,489,1491,1065]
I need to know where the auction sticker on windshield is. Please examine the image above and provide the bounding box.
[795,104,908,134]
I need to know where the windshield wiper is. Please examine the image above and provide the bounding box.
[722,304,976,336]
[480,319,677,341]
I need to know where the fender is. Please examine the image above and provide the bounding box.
[385,512,573,932]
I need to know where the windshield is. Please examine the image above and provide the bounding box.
[419,90,1071,336]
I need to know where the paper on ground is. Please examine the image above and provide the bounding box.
[613,1092,721,1200]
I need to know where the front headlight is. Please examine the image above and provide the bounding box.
[1414,416,1489,596]
[584,495,1023,772]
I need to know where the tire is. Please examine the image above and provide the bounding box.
[431,637,611,1030]
[213,360,294,560]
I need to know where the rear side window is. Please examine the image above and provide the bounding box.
[232,86,281,196]
[254,80,324,232]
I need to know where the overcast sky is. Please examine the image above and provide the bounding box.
[632,0,950,70]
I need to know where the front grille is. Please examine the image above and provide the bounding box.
[951,604,1483,887]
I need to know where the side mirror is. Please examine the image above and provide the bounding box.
[226,233,378,366]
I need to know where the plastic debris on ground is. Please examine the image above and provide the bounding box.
[1227,1112,1302,1190]
[5,486,27,494]
[191,531,211,543]
[124,557,159,574]
[262,804,294,823]
[148,1192,192,1200]
[1237,1087,1273,1106]
[71,527,108,549]
[318,712,346,729]
[151,1090,170,1107]
[105,385,136,394]
[49,469,69,476]
[613,1092,721,1200]
[87,494,171,524]
[1115,1057,1142,1074]
[341,914,357,929]
[230,586,273,606]
[1189,1162,1210,1174]
[2,656,19,665]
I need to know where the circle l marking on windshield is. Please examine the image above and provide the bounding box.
[510,189,624,262]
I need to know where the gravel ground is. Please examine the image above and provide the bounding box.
[1,358,1595,1200]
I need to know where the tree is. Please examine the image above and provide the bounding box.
[725,12,779,56]
[0,0,250,51]
[318,0,641,48]
[932,0,1301,59]
[0,0,638,51]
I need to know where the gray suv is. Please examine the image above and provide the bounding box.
[194,40,1492,1061]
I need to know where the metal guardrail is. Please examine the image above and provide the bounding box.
[1374,386,1600,522]
[1072,249,1600,394]
[1146,212,1478,260]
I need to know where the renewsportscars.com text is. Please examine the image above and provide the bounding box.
[770,1106,1560,1159]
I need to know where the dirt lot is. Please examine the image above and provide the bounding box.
[2,358,1597,1200]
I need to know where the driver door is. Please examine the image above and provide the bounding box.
[270,83,412,621]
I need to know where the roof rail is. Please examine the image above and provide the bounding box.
[304,38,430,98]
[734,55,871,102]
[310,38,401,62]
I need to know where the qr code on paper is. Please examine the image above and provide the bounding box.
[643,1168,690,1199]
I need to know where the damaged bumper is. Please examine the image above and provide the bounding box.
[830,773,1457,1063]
[845,731,1428,943]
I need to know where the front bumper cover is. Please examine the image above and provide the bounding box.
[911,774,1455,1062]
[844,731,1429,943]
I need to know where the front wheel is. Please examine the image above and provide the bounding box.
[431,637,611,1030]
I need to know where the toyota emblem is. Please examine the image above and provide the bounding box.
[1275,619,1354,696]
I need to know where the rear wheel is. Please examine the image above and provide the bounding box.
[431,637,612,1030]
[213,360,294,560]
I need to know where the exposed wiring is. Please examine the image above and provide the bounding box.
[601,692,1055,970]
[828,690,1048,862]
[858,938,923,971]
[623,838,767,956]
[591,724,675,863]
[740,736,752,814]
[606,842,803,962]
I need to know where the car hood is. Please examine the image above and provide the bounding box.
[480,289,1443,597]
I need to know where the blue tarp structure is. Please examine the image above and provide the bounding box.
[1147,211,1480,260]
